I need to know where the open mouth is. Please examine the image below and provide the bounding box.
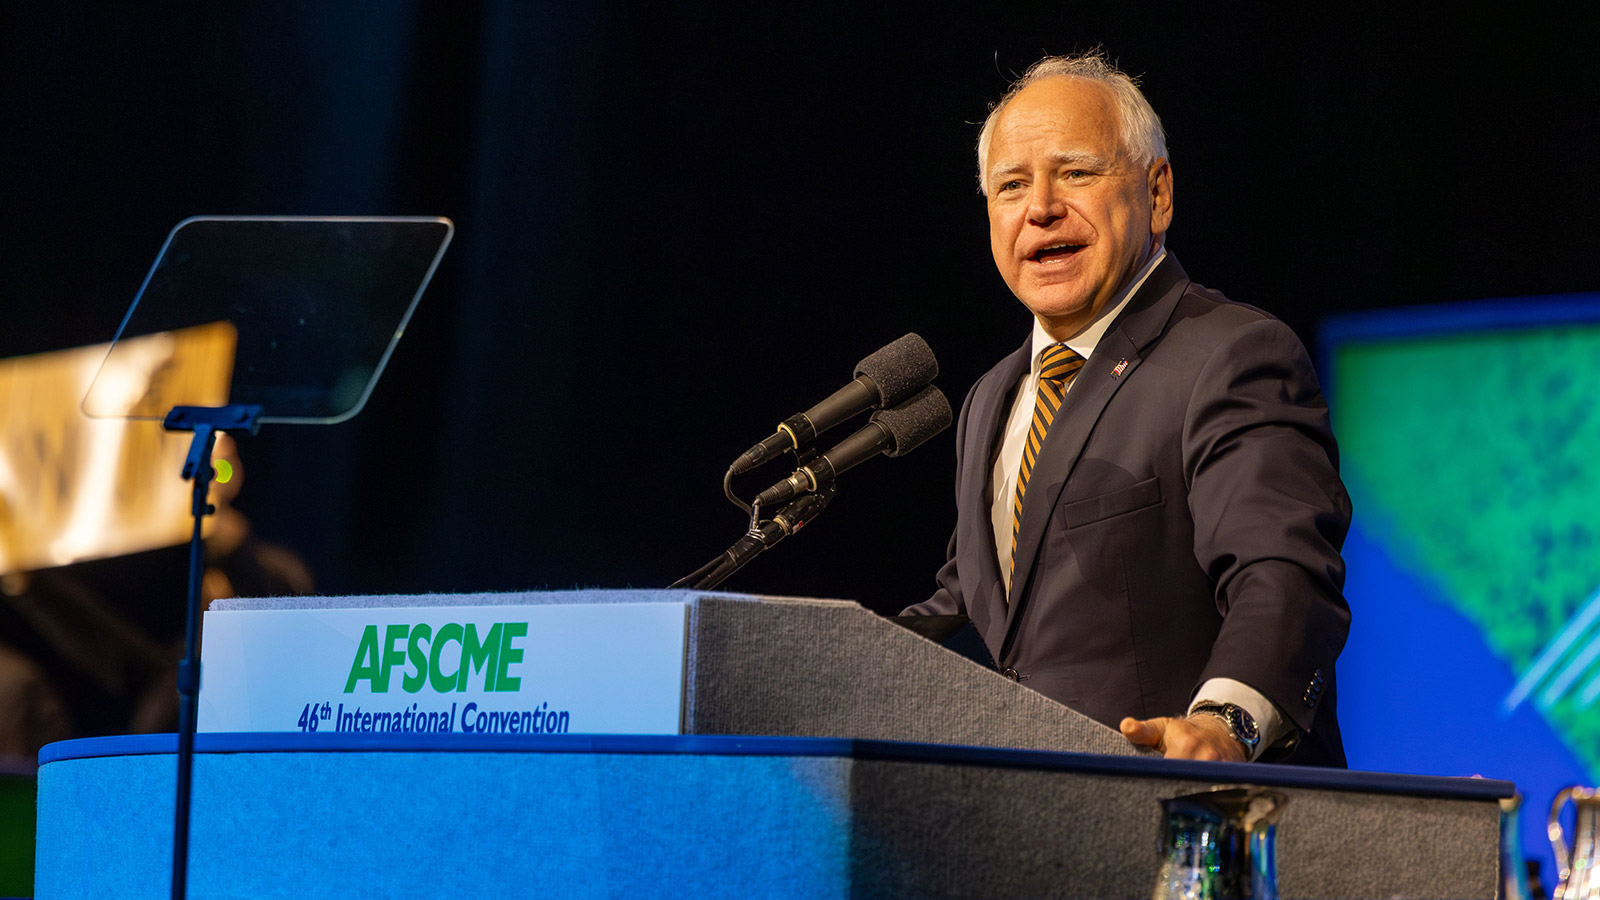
[1031,242,1084,262]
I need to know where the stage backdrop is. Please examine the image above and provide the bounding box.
[5,5,1599,614]
[1323,294,1600,878]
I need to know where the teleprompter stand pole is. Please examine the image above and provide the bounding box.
[161,403,263,900]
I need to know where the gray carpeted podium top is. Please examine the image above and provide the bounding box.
[216,588,1134,755]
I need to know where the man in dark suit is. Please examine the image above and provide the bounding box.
[902,53,1351,765]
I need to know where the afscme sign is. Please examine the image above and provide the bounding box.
[343,621,528,694]
[199,599,690,735]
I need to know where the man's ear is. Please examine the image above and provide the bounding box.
[1148,158,1174,236]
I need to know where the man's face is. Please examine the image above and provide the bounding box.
[984,76,1173,340]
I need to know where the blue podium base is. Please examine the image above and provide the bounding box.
[34,733,1508,899]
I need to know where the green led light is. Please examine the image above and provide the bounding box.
[214,458,234,483]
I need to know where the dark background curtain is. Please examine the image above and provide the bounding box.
[2,4,1595,624]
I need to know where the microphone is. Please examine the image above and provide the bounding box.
[729,333,938,474]
[752,385,952,508]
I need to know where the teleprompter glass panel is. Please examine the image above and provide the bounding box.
[84,216,453,424]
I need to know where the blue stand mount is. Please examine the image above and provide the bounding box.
[159,404,263,900]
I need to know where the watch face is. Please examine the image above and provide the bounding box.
[1233,709,1260,743]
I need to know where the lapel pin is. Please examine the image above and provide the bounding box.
[1111,358,1129,378]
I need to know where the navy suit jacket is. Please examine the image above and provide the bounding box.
[904,254,1352,766]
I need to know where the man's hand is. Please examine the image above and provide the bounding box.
[1119,714,1248,762]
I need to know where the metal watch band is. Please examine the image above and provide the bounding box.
[1190,701,1261,752]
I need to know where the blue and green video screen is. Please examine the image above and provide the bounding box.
[1323,294,1600,869]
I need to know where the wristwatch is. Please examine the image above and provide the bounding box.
[1189,701,1260,756]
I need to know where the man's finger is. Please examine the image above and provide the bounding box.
[1119,716,1169,749]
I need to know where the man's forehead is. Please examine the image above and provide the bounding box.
[989,77,1124,159]
[997,76,1119,131]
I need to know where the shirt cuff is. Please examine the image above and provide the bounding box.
[1189,677,1289,762]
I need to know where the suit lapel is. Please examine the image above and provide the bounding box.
[963,342,1029,639]
[1003,254,1193,628]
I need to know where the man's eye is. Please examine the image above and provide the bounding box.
[998,180,1024,192]
[1065,170,1091,180]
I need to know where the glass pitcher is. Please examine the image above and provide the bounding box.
[1501,793,1532,900]
[1550,786,1600,900]
[1152,786,1288,900]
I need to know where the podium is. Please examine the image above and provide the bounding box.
[34,590,1509,899]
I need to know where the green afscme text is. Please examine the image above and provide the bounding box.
[343,622,528,694]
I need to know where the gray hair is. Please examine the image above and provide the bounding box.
[976,53,1168,194]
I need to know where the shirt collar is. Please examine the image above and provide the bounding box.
[1030,245,1166,371]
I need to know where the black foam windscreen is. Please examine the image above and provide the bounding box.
[872,385,952,458]
[854,333,938,408]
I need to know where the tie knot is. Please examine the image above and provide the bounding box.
[1039,343,1085,382]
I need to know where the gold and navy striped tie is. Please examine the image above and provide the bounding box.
[1011,343,1086,576]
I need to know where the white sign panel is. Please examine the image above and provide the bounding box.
[199,602,689,735]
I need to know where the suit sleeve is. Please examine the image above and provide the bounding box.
[899,380,981,617]
[901,534,965,616]
[1182,317,1352,735]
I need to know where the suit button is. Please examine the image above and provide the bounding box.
[1002,667,1020,682]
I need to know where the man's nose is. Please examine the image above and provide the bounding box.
[1027,181,1066,225]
